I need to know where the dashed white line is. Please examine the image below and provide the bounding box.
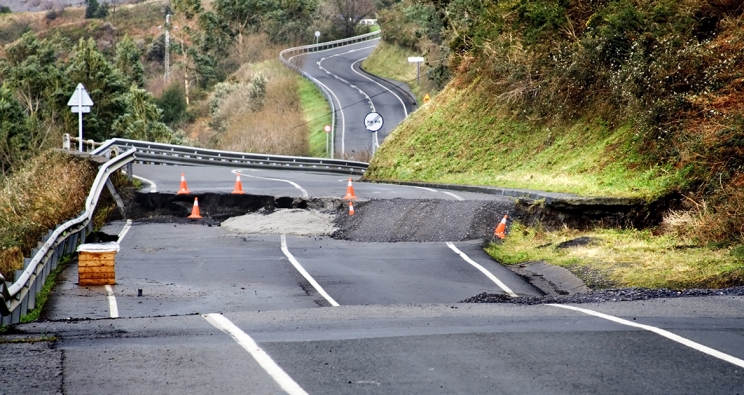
[203,313,309,395]
[281,235,340,307]
[105,285,119,318]
[351,58,409,117]
[446,242,518,297]
[549,304,744,368]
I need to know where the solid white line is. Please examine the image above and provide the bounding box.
[412,186,438,193]
[117,219,132,242]
[446,242,518,297]
[548,304,744,369]
[132,175,157,193]
[234,170,308,198]
[203,313,309,395]
[281,235,340,307]
[104,285,119,318]
[442,191,465,201]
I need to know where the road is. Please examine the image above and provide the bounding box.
[3,164,744,394]
[288,38,415,159]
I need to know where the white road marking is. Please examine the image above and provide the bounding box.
[105,285,119,318]
[442,191,465,201]
[117,219,132,242]
[549,304,744,369]
[412,186,438,192]
[281,235,340,307]
[132,175,157,193]
[351,58,410,117]
[203,313,309,395]
[102,219,132,319]
[234,170,309,198]
[446,242,518,297]
[408,185,463,200]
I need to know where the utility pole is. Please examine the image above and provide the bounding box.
[164,14,170,81]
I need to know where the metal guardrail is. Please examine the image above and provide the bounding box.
[1,35,378,325]
[1,148,136,325]
[90,138,369,175]
[279,31,382,159]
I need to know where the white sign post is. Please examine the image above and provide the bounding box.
[67,83,94,152]
[408,56,424,85]
[364,112,384,154]
[324,124,332,157]
[315,31,320,45]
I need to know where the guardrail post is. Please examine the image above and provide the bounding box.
[18,291,28,320]
[23,258,36,309]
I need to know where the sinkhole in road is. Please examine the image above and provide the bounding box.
[120,192,519,242]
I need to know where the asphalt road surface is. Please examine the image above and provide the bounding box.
[289,38,415,159]
[3,164,744,394]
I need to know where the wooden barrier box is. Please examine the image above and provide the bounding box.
[77,243,119,286]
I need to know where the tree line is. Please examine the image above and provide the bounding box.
[0,0,383,178]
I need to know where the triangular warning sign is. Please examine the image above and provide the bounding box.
[67,83,94,107]
[423,93,431,103]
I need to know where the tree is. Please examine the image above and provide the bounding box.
[65,38,129,141]
[330,0,376,38]
[172,0,203,19]
[0,32,68,168]
[264,0,318,44]
[213,0,268,45]
[0,85,30,176]
[112,86,174,142]
[115,35,146,88]
[156,83,188,125]
[85,0,99,19]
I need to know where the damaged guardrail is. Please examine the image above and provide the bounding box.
[90,138,369,175]
[0,148,136,325]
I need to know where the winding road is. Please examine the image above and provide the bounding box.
[3,40,744,394]
[288,38,416,159]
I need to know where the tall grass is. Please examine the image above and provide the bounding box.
[209,59,309,156]
[0,150,96,280]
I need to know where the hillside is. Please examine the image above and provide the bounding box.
[366,0,744,246]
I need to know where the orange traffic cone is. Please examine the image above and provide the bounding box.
[494,214,508,239]
[348,201,355,216]
[176,173,190,195]
[343,178,357,200]
[188,197,202,219]
[231,174,244,194]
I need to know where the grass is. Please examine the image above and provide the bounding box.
[361,41,430,105]
[366,80,688,200]
[298,76,332,158]
[362,41,744,290]
[0,151,97,281]
[486,222,744,290]
[20,255,70,323]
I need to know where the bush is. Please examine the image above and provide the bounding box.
[0,151,97,280]
[157,83,188,125]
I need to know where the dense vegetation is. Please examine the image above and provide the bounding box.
[0,0,379,282]
[368,0,744,246]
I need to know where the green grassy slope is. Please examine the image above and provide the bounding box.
[366,79,689,199]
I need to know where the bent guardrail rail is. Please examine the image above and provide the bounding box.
[90,138,369,175]
[0,148,136,325]
[279,31,382,159]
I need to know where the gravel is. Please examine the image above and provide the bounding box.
[221,208,338,237]
[462,286,744,305]
[333,198,517,242]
